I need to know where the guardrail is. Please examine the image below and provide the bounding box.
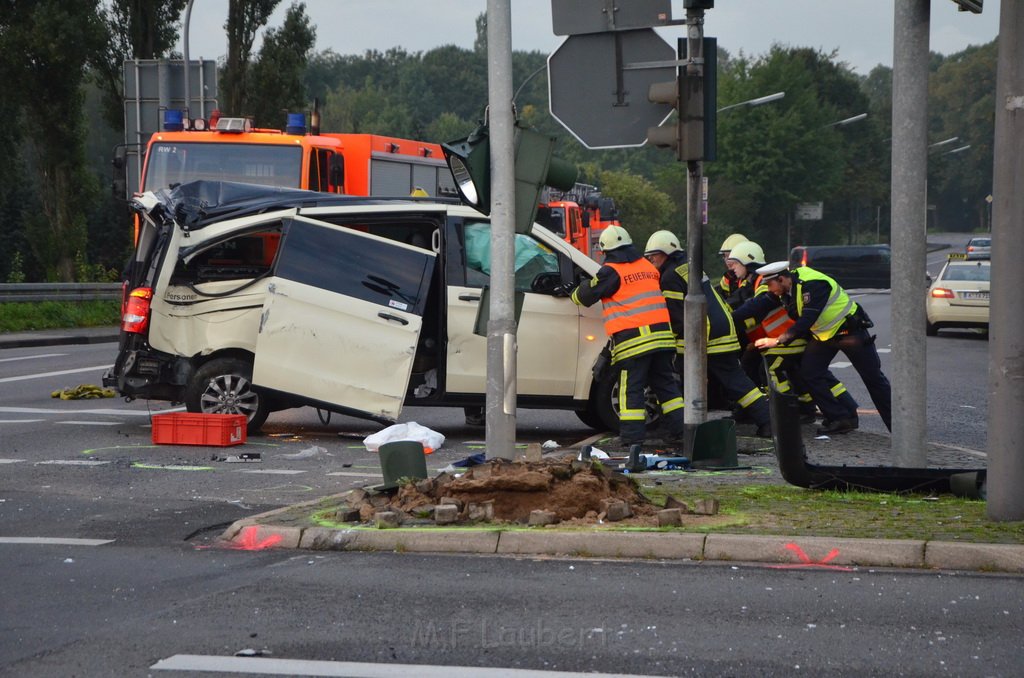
[0,283,122,303]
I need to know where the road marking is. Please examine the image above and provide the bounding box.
[151,655,663,677]
[0,419,46,424]
[235,469,307,475]
[0,537,114,546]
[55,421,123,426]
[325,471,384,478]
[877,348,891,353]
[831,362,852,368]
[0,353,67,363]
[0,459,26,463]
[0,365,112,383]
[36,460,112,466]
[0,406,180,416]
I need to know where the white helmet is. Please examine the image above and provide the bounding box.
[718,233,748,254]
[598,225,633,252]
[727,240,765,267]
[644,230,682,256]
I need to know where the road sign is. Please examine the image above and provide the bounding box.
[548,29,676,149]
[551,0,673,35]
[795,202,824,221]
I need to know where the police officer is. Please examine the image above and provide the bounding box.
[753,261,892,434]
[569,225,685,446]
[728,242,858,426]
[644,230,772,438]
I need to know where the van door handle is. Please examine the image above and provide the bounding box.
[458,294,481,302]
[377,312,409,325]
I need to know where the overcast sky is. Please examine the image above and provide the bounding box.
[177,0,999,77]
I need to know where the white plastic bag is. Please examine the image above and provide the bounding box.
[363,421,445,454]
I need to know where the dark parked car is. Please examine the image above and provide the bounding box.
[788,244,891,289]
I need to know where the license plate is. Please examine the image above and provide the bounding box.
[961,291,988,300]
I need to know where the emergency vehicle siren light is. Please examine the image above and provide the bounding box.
[285,112,306,135]
[215,117,254,134]
[162,109,185,132]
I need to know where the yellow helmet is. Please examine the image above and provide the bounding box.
[598,225,633,252]
[409,187,429,197]
[644,230,682,256]
[718,233,748,254]
[727,240,765,267]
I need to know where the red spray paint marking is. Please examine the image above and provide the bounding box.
[767,542,854,571]
[229,525,284,551]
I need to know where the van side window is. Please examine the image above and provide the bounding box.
[461,221,560,292]
[274,218,432,316]
[171,227,281,284]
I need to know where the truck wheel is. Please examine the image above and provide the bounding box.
[185,357,269,434]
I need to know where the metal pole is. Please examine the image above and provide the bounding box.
[890,0,929,466]
[484,0,517,459]
[183,0,194,118]
[682,7,708,453]
[987,0,1024,521]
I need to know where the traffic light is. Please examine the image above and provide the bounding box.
[952,0,982,13]
[442,122,578,234]
[646,38,717,162]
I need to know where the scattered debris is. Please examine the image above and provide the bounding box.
[280,446,329,460]
[51,384,115,399]
[212,452,261,463]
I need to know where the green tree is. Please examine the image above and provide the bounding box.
[222,0,280,115]
[597,170,675,248]
[0,1,105,281]
[93,0,188,129]
[249,2,316,128]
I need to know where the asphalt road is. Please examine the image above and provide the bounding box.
[1,232,1008,677]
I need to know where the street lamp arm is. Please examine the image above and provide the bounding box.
[717,91,785,113]
[824,113,868,128]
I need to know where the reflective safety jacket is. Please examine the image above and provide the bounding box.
[571,247,675,363]
[658,251,742,355]
[737,275,807,356]
[792,266,857,341]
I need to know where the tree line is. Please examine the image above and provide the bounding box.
[0,1,996,282]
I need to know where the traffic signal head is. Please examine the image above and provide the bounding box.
[443,122,578,234]
[442,125,491,213]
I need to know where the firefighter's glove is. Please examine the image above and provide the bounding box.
[551,283,576,298]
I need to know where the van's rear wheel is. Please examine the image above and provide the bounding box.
[185,357,269,434]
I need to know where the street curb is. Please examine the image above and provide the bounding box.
[0,331,120,349]
[218,512,1024,574]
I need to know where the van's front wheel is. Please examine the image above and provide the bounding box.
[185,357,269,433]
[582,372,664,434]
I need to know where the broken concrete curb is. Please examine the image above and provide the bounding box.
[219,513,1024,574]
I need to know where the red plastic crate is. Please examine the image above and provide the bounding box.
[151,413,247,446]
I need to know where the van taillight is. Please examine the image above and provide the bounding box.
[122,287,153,334]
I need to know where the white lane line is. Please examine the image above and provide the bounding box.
[0,365,112,384]
[831,362,852,368]
[235,469,307,475]
[36,460,111,466]
[0,537,114,546]
[0,353,68,363]
[877,348,891,353]
[151,655,661,677]
[55,421,123,426]
[0,419,46,424]
[0,459,26,463]
[325,471,384,478]
[0,406,183,416]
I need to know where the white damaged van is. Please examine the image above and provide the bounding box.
[104,181,621,433]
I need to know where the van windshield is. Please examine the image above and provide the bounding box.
[144,142,303,190]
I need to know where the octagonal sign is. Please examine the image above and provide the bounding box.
[548,29,676,149]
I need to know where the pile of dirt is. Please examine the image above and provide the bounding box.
[344,457,660,526]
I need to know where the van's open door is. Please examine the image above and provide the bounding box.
[253,216,435,422]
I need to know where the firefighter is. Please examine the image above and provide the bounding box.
[643,230,772,438]
[568,226,685,446]
[752,261,892,435]
[728,242,858,426]
[717,233,748,300]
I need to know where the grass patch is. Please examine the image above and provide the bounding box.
[641,483,1024,544]
[0,301,120,333]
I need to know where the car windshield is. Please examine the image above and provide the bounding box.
[942,264,990,282]
[144,142,303,190]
